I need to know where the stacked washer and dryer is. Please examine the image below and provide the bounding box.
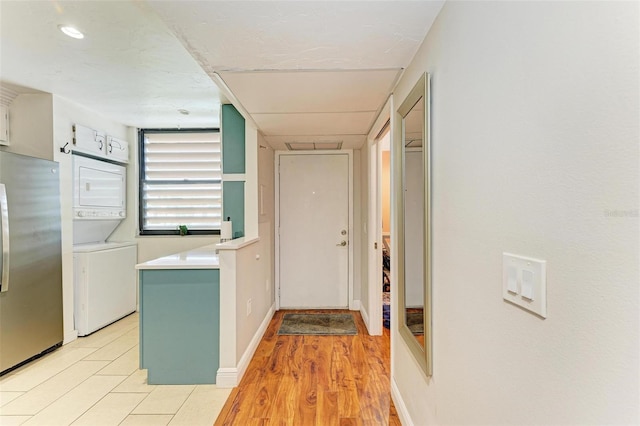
[72,124,137,336]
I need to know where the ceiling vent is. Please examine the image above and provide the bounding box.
[285,142,343,151]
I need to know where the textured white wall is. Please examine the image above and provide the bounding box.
[3,94,54,160]
[234,223,273,363]
[391,2,639,424]
[219,132,275,385]
[245,124,259,239]
[258,133,275,305]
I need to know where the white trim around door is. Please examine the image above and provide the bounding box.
[364,96,392,336]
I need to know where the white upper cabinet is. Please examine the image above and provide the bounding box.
[73,124,106,157]
[106,136,129,164]
[73,124,128,164]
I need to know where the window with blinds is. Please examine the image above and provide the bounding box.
[139,129,221,235]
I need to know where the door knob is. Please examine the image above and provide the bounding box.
[336,240,347,247]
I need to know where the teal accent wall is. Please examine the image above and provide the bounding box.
[223,181,245,238]
[222,104,245,174]
[139,269,220,384]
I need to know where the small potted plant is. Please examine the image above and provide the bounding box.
[178,225,188,236]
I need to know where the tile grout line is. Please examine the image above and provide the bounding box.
[72,321,138,352]
[66,376,129,426]
[116,369,153,422]
[94,342,138,374]
[5,355,103,417]
[165,385,198,425]
[8,320,135,420]
[4,314,191,426]
[0,345,98,385]
[66,323,142,425]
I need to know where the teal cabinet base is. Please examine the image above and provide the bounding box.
[139,269,220,385]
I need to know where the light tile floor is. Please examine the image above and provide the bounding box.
[0,313,231,426]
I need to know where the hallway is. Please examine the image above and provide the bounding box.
[216,310,399,425]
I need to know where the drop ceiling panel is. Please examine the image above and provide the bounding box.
[253,112,375,137]
[219,70,399,114]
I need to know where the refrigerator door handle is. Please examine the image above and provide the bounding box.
[0,184,9,292]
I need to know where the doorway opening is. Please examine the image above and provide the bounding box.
[366,113,391,336]
[379,129,391,330]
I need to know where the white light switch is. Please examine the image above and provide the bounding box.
[503,253,547,318]
[521,269,534,300]
[507,266,518,294]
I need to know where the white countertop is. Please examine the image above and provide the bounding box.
[135,244,220,270]
[216,236,260,250]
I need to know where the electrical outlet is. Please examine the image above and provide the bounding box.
[247,298,252,316]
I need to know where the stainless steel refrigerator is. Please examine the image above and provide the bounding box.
[0,151,63,375]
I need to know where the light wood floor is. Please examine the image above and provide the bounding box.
[215,310,400,426]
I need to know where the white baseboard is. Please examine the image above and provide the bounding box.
[391,377,413,426]
[350,299,361,311]
[360,305,371,334]
[216,303,275,388]
[237,303,275,381]
[216,368,239,388]
[63,329,78,345]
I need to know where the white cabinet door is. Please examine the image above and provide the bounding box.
[73,124,106,157]
[107,136,129,163]
[73,124,129,164]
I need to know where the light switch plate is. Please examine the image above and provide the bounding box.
[503,253,547,318]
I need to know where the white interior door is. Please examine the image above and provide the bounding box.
[278,153,349,308]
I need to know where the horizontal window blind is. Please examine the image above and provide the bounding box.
[141,131,221,233]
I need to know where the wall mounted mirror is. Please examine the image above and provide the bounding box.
[395,72,432,376]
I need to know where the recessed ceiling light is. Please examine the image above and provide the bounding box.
[178,109,190,115]
[58,25,84,39]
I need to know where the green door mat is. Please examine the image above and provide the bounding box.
[277,313,357,335]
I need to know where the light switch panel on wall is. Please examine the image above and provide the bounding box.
[502,253,547,318]
[507,266,518,294]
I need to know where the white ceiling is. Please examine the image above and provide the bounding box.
[150,0,444,150]
[219,69,400,149]
[0,1,226,128]
[148,1,443,71]
[0,1,445,148]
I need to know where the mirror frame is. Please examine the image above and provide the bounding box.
[395,72,432,376]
